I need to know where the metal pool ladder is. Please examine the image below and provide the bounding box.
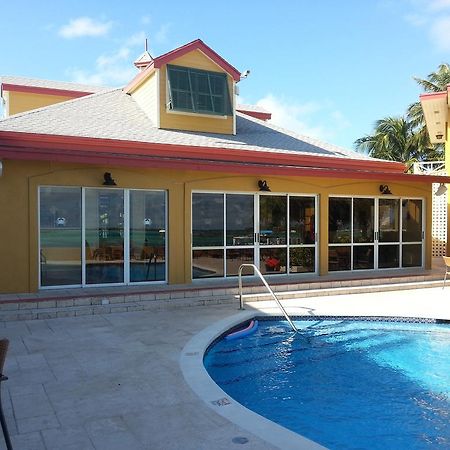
[238,264,298,333]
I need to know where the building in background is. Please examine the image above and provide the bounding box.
[1,39,449,294]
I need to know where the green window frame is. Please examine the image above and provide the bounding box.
[167,65,232,116]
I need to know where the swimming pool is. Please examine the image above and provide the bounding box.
[204,318,450,449]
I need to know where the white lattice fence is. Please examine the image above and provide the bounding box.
[432,183,447,256]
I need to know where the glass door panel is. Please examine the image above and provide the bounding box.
[226,194,254,246]
[259,196,287,245]
[192,193,224,279]
[290,247,315,273]
[289,197,315,244]
[378,245,399,269]
[85,189,124,284]
[353,198,374,243]
[129,191,166,282]
[329,198,351,244]
[259,195,287,275]
[402,199,422,242]
[192,193,224,247]
[402,244,422,267]
[226,249,254,276]
[259,248,287,275]
[39,187,82,286]
[379,199,400,242]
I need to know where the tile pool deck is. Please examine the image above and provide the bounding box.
[1,286,449,449]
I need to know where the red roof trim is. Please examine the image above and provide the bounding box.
[0,131,406,174]
[419,91,447,100]
[237,109,272,121]
[1,83,94,98]
[152,39,241,81]
[1,143,448,183]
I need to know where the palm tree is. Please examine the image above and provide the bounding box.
[407,64,450,154]
[355,64,450,164]
[354,116,438,167]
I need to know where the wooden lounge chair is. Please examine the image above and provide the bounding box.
[0,339,12,449]
[443,256,450,289]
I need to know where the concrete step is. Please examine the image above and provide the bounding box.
[0,274,445,321]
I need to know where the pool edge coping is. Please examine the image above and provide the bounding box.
[179,310,327,450]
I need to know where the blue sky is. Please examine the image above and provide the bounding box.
[1,0,450,149]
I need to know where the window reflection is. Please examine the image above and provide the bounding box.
[378,245,399,268]
[353,245,374,270]
[130,191,166,282]
[328,246,351,271]
[260,248,287,275]
[289,197,315,245]
[353,198,374,243]
[259,196,287,245]
[379,199,400,242]
[39,187,82,286]
[192,249,224,278]
[226,249,254,276]
[329,198,351,243]
[85,189,124,284]
[290,248,315,273]
[192,193,224,247]
[226,195,254,246]
[402,200,422,242]
[402,244,422,267]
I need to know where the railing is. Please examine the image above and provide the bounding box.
[238,264,298,332]
[412,161,446,175]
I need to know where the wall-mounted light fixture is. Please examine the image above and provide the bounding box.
[436,133,444,140]
[435,183,448,196]
[103,172,116,186]
[258,180,271,192]
[379,184,392,195]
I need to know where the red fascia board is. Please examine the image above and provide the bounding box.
[237,109,272,121]
[153,39,241,82]
[1,144,449,184]
[419,91,447,100]
[123,61,156,93]
[1,83,93,98]
[0,131,406,174]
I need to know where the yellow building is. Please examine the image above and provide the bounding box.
[0,39,448,294]
[420,91,450,255]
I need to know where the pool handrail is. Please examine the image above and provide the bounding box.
[238,264,298,333]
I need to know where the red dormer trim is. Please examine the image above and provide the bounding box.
[1,83,94,99]
[124,39,241,94]
[153,39,241,81]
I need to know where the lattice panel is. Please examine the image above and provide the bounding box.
[432,183,447,256]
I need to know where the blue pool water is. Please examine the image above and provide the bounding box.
[204,319,450,449]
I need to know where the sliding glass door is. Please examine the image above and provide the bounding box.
[329,196,423,271]
[192,192,317,279]
[39,187,166,288]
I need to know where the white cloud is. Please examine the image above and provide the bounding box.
[59,17,113,39]
[155,24,170,44]
[430,16,450,50]
[254,94,350,142]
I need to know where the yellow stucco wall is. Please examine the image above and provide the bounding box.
[0,159,433,293]
[6,91,76,116]
[158,49,234,134]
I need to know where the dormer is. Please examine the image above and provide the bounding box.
[125,39,241,135]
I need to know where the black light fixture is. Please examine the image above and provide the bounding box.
[379,184,392,195]
[103,172,116,186]
[258,180,271,192]
[436,133,444,140]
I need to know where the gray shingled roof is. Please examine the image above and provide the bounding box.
[0,76,110,93]
[0,88,374,161]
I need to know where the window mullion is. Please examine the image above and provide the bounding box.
[187,69,195,112]
[207,74,215,113]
